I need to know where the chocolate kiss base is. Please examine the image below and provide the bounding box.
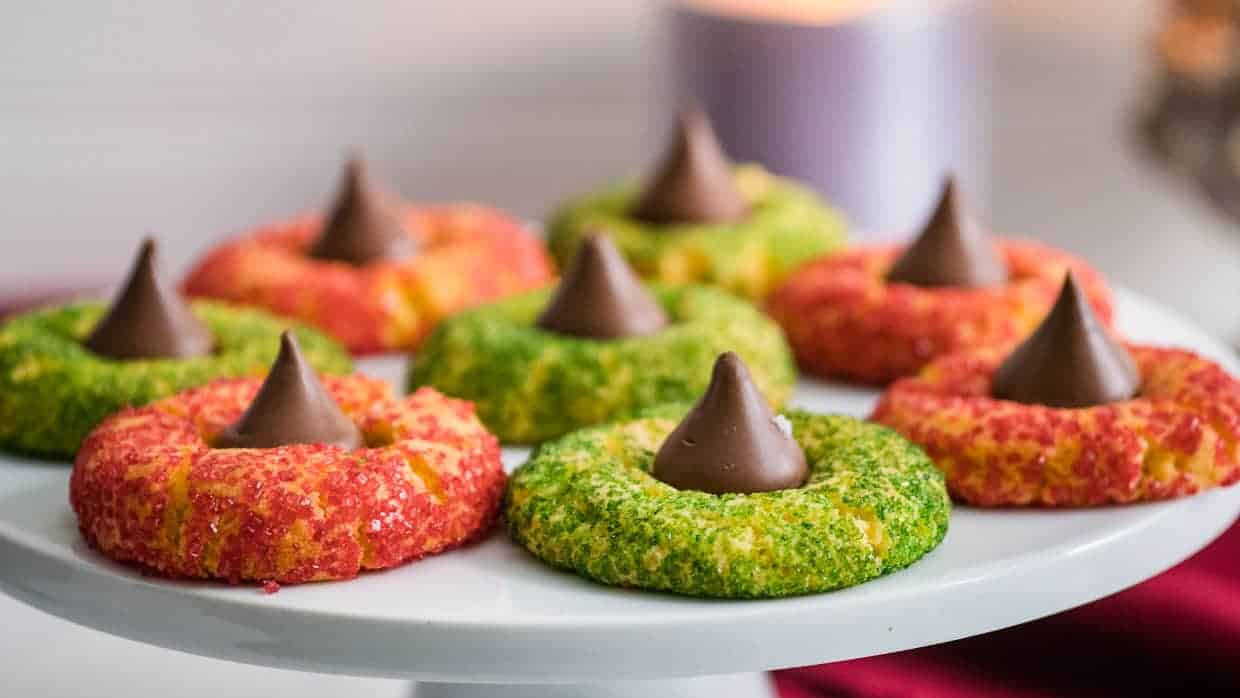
[991,273,1139,408]
[308,158,417,266]
[653,352,807,494]
[85,238,215,360]
[886,177,1007,288]
[214,331,363,450]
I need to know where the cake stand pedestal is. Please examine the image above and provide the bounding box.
[414,673,773,698]
[1,288,1238,698]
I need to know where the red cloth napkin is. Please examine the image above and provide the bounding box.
[775,517,1240,697]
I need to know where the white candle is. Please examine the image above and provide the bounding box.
[668,0,985,235]
[680,0,885,24]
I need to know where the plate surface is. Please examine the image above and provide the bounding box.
[1,287,1238,682]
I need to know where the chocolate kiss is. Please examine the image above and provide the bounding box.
[652,352,808,494]
[992,273,1139,408]
[84,238,214,360]
[887,177,1008,287]
[214,331,363,450]
[631,107,750,225]
[536,234,669,339]
[308,158,417,266]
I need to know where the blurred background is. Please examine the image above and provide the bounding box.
[2,0,1238,695]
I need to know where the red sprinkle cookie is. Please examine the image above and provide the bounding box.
[871,346,1240,506]
[766,240,1114,384]
[71,378,505,583]
[183,205,553,354]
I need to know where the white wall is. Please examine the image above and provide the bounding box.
[2,0,1238,341]
[0,1,661,293]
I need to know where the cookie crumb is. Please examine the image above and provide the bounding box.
[772,414,793,438]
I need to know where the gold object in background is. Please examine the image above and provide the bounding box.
[1143,0,1240,218]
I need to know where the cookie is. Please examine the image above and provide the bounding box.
[767,240,1114,384]
[506,406,950,598]
[183,205,553,354]
[547,165,846,301]
[408,283,798,443]
[872,345,1240,506]
[71,381,504,583]
[0,302,350,458]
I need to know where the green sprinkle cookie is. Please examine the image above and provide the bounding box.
[408,283,797,444]
[0,301,352,458]
[506,406,951,598]
[547,165,847,301]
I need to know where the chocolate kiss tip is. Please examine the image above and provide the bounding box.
[652,352,808,495]
[84,237,215,361]
[992,272,1139,408]
[886,176,1008,288]
[213,330,363,450]
[535,233,669,339]
[308,157,417,266]
[631,107,750,225]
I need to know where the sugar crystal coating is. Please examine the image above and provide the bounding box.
[183,204,554,354]
[872,345,1240,506]
[767,239,1115,385]
[0,301,351,458]
[409,283,798,444]
[71,379,505,583]
[548,164,846,301]
[506,406,950,598]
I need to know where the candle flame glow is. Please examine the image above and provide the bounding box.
[682,0,886,25]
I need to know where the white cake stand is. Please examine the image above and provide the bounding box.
[1,288,1238,698]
